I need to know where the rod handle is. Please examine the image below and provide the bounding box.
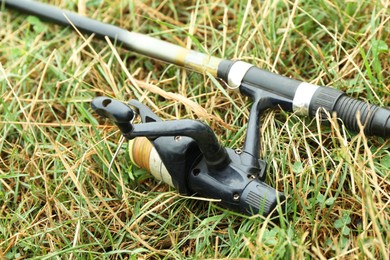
[309,87,390,138]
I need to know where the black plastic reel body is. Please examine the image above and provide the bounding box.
[153,135,282,215]
[91,97,285,216]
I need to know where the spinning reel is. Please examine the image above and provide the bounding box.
[92,93,286,216]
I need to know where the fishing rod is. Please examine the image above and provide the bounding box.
[3,0,389,138]
[3,0,389,216]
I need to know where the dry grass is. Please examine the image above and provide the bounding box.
[0,0,389,259]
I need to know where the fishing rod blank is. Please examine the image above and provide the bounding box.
[1,0,222,76]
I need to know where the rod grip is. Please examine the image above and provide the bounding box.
[309,87,390,138]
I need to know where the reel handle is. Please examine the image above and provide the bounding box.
[91,96,134,134]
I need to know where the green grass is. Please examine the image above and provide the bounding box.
[1,0,389,259]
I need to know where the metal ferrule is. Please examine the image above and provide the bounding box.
[292,82,320,115]
[118,32,222,76]
[184,51,223,76]
[227,61,254,89]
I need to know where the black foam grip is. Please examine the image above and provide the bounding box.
[309,87,390,138]
[333,95,390,138]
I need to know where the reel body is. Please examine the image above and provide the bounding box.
[92,96,285,216]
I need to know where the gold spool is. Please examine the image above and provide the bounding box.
[129,137,153,172]
[128,137,174,187]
